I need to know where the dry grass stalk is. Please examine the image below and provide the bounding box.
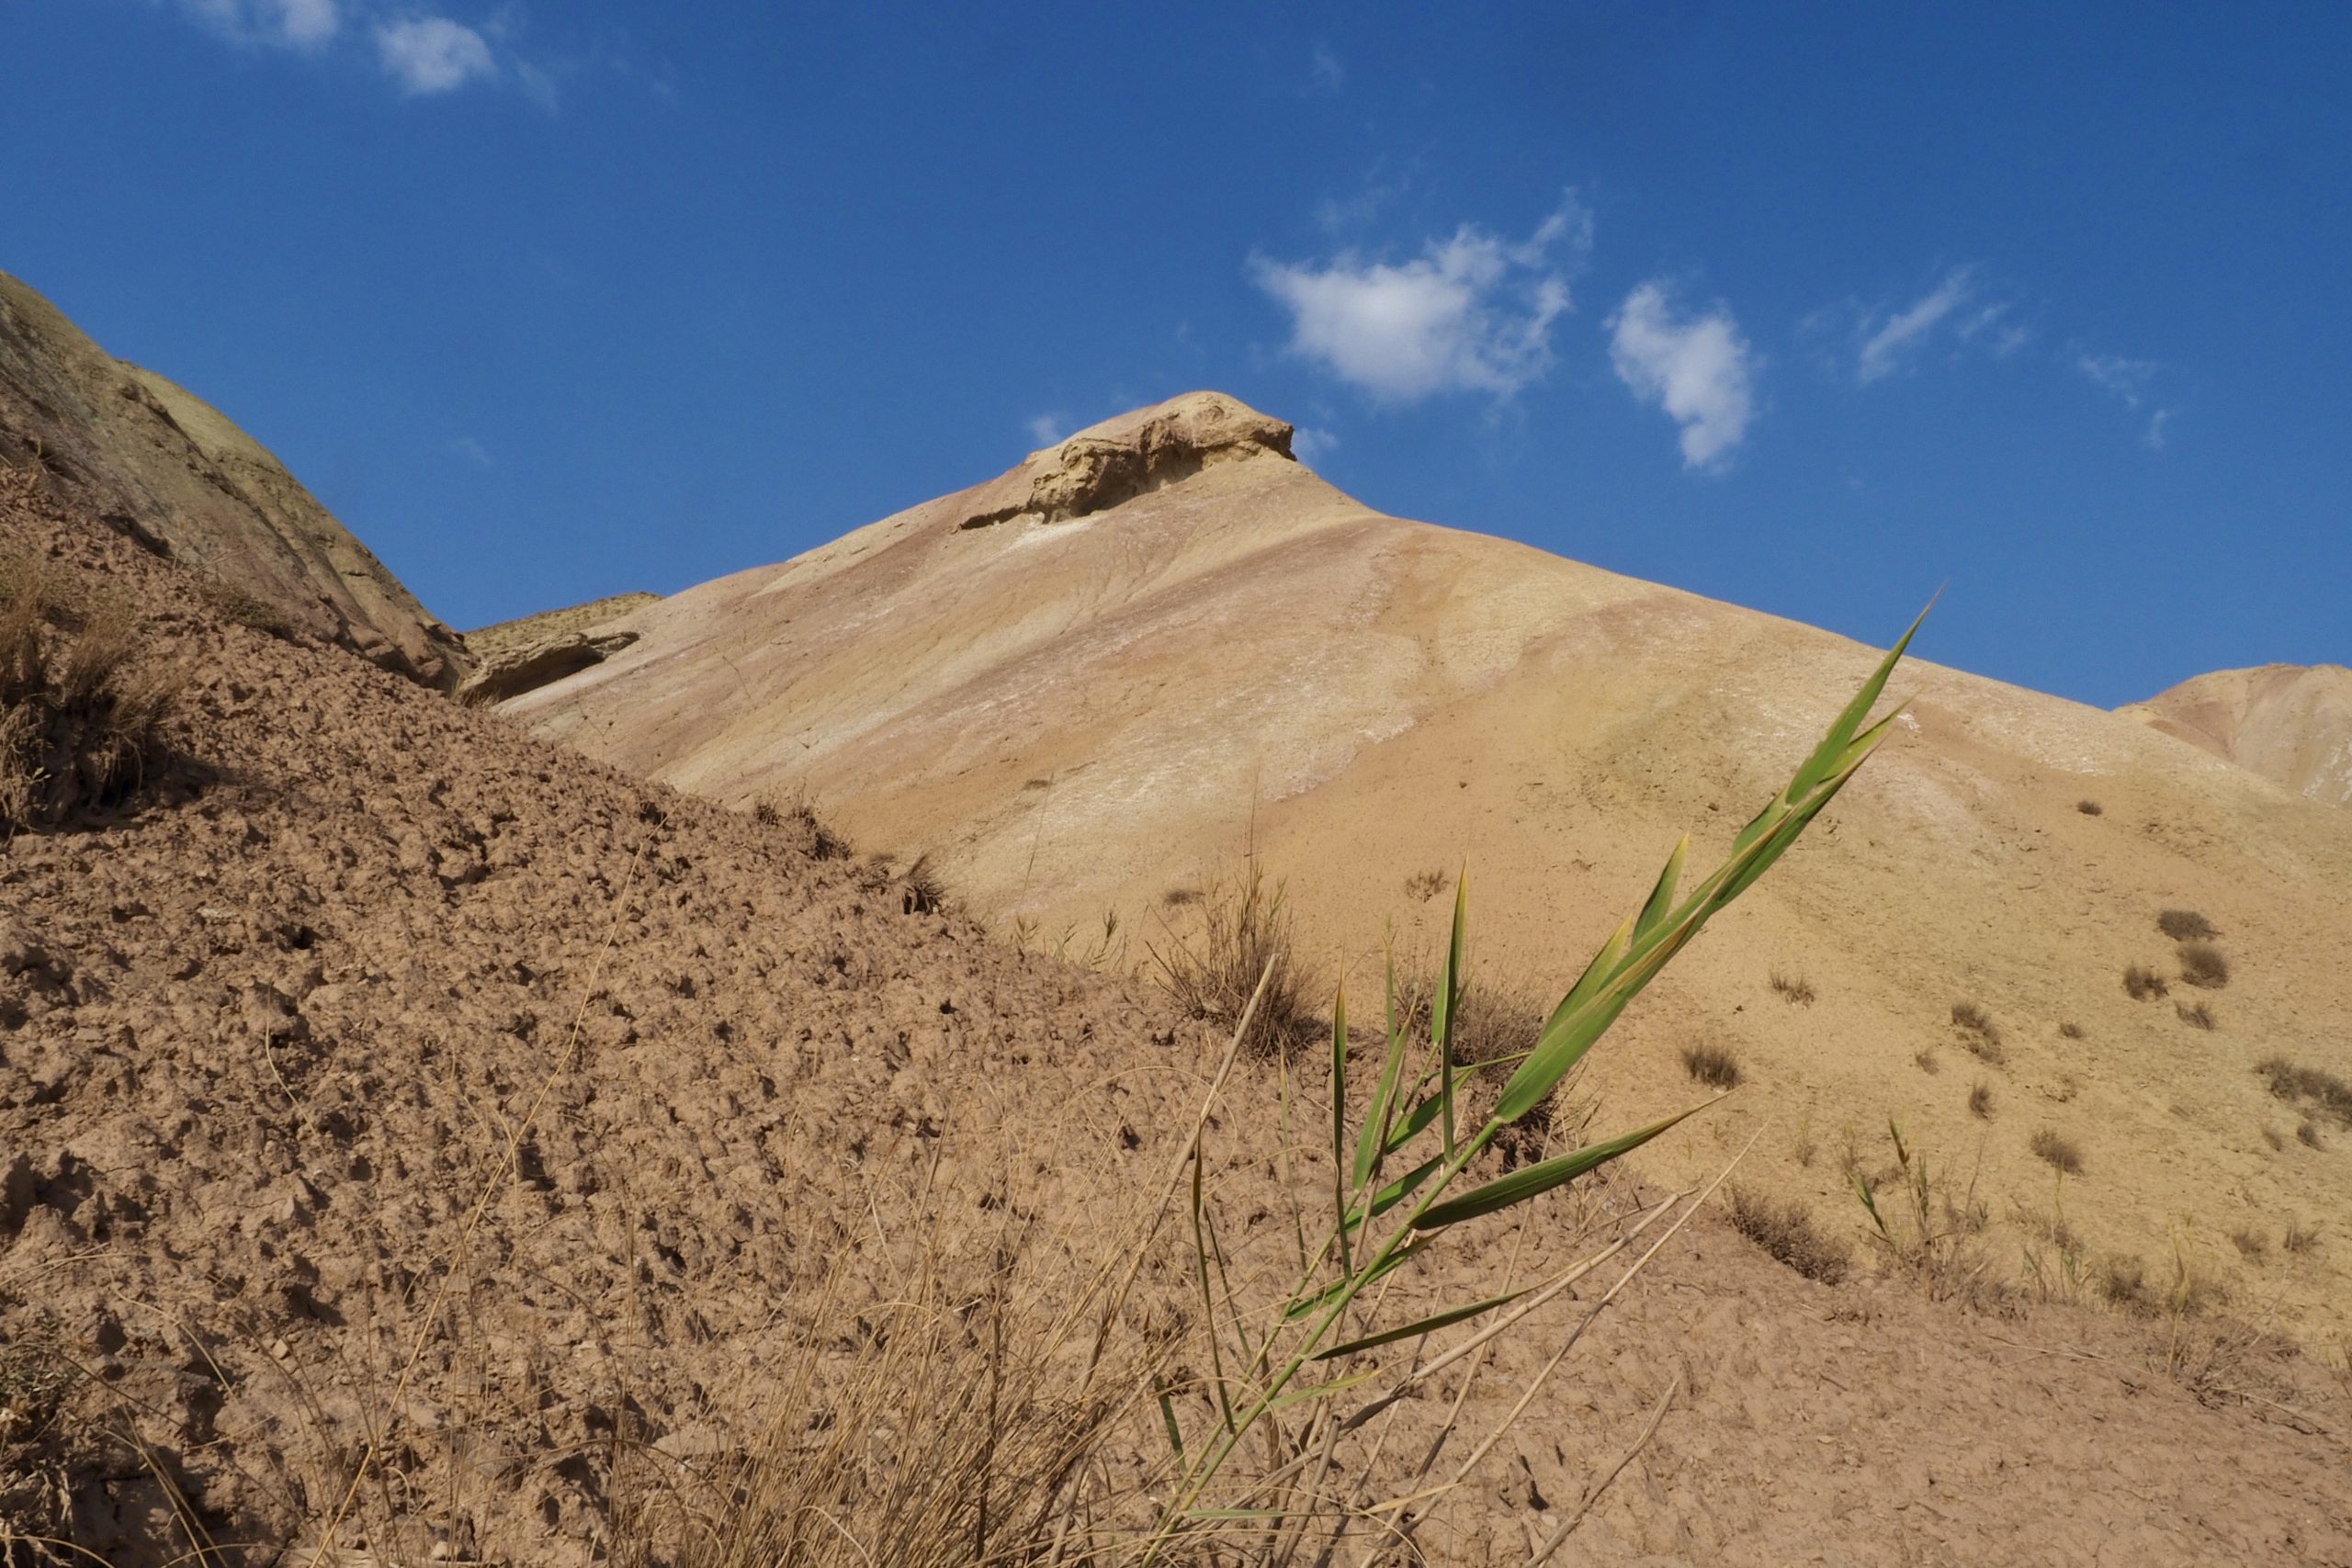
[0,555,180,830]
[1727,1187,1849,1284]
[1148,856,1312,1056]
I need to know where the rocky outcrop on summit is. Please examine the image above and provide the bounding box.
[0,269,469,690]
[458,592,659,704]
[956,391,1295,529]
[2120,662,2352,806]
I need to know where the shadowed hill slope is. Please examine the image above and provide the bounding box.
[2121,662,2352,807]
[0,269,467,690]
[505,392,2352,1345]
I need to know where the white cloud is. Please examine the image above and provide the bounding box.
[2075,353,2158,406]
[2142,408,2176,450]
[1857,268,1974,383]
[183,0,340,49]
[1308,43,1345,95]
[1291,426,1339,466]
[1024,414,1066,447]
[1606,281,1758,470]
[1251,197,1589,402]
[449,434,492,468]
[375,17,496,95]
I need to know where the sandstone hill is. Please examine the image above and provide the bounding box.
[504,392,2352,1346]
[458,592,659,705]
[5,400,2350,1563]
[2121,662,2352,807]
[0,270,467,690]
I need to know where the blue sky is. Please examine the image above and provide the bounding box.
[5,3,2346,706]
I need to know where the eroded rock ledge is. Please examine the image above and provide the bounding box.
[958,392,1295,531]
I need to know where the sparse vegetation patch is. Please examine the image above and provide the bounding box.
[2123,964,2168,1001]
[2030,1127,2085,1176]
[1680,1042,1744,1089]
[1969,1082,1994,1119]
[1950,1000,2004,1062]
[2255,1056,2352,1128]
[2177,941,2229,989]
[1,555,178,830]
[2158,908,2218,941]
[1729,1187,1850,1284]
[2175,1000,2216,1032]
[1148,856,1312,1055]
[1770,970,1816,1006]
[2076,798,2103,816]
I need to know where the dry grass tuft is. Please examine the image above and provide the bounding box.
[2075,798,2103,816]
[2123,964,2169,1001]
[1913,1047,1939,1074]
[2299,1120,2325,1150]
[2057,1021,2084,1040]
[2175,1000,2216,1032]
[1403,867,1447,901]
[2158,908,2218,942]
[752,793,853,860]
[2229,1227,2268,1262]
[1679,1042,1743,1089]
[899,853,949,916]
[1148,857,1312,1056]
[2283,1219,2320,1255]
[2177,941,2230,989]
[1968,1082,1995,1120]
[2254,1056,2352,1128]
[1728,1187,1849,1284]
[1770,970,1816,1006]
[1,555,180,830]
[2030,1127,2085,1176]
[1949,1001,2004,1062]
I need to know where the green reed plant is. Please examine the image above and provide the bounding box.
[1129,612,1927,1562]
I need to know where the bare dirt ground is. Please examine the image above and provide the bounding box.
[5,466,2349,1565]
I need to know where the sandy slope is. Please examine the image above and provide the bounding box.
[2122,662,2352,807]
[5,429,2351,1564]
[0,270,467,690]
[507,393,2352,1346]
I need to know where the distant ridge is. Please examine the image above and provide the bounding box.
[2120,663,2352,807]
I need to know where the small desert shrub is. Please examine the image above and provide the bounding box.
[2076,799,2103,816]
[900,853,948,916]
[1853,1122,1992,1303]
[2122,964,2168,1001]
[1680,1042,1743,1089]
[2229,1227,2268,1262]
[2254,1056,2352,1128]
[1913,1047,1939,1074]
[1968,1082,1994,1119]
[1147,857,1311,1055]
[2057,1021,2084,1040]
[1403,867,1447,901]
[0,558,178,830]
[1159,886,1201,908]
[2175,1000,2216,1032]
[1950,1001,2004,1062]
[2097,1253,2151,1311]
[752,793,852,860]
[2299,1120,2325,1150]
[2177,941,2229,989]
[2283,1219,2320,1255]
[1770,970,1816,1006]
[2158,908,2218,942]
[1729,1187,1849,1284]
[2030,1127,2084,1175]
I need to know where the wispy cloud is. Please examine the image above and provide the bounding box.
[1024,413,1066,447]
[448,434,492,468]
[1307,43,1344,96]
[182,0,340,49]
[1251,195,1591,402]
[375,16,496,95]
[2076,352,2176,449]
[1841,266,2029,384]
[1606,281,1758,470]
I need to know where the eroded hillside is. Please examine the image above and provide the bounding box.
[6,439,2350,1566]
[503,392,2352,1346]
